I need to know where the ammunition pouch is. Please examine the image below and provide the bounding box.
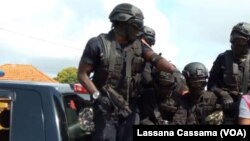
[205,105,214,113]
[222,51,239,87]
[132,57,145,73]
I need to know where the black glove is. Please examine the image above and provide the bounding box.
[173,70,189,95]
[117,108,132,119]
[219,91,234,109]
[96,96,114,113]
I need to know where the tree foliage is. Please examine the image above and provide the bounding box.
[55,67,78,83]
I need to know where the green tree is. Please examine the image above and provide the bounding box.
[55,67,78,83]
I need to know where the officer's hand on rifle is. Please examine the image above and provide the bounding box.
[173,70,189,95]
[220,91,234,109]
[92,90,115,113]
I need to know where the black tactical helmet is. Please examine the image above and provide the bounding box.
[182,62,208,81]
[109,3,144,29]
[143,26,155,46]
[230,22,250,43]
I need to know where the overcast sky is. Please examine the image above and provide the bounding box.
[1,0,250,77]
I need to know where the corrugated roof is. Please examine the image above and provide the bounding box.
[0,64,58,83]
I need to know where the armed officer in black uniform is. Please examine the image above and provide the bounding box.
[207,22,250,124]
[77,3,178,141]
[138,26,159,125]
[138,26,188,125]
[172,62,221,125]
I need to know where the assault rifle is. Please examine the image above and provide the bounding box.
[102,85,132,118]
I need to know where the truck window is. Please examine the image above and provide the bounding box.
[63,94,93,141]
[0,90,14,141]
[63,94,91,126]
[11,89,44,141]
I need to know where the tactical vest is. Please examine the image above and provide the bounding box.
[221,50,250,93]
[218,50,250,124]
[222,50,242,91]
[197,91,217,114]
[92,32,145,99]
[189,91,218,124]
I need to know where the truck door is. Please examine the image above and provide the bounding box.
[0,88,45,141]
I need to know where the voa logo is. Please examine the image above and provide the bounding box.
[221,129,244,137]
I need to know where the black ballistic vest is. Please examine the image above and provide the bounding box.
[219,50,250,93]
[93,32,145,99]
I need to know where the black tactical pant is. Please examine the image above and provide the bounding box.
[138,88,158,125]
[91,95,139,141]
[223,97,241,125]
